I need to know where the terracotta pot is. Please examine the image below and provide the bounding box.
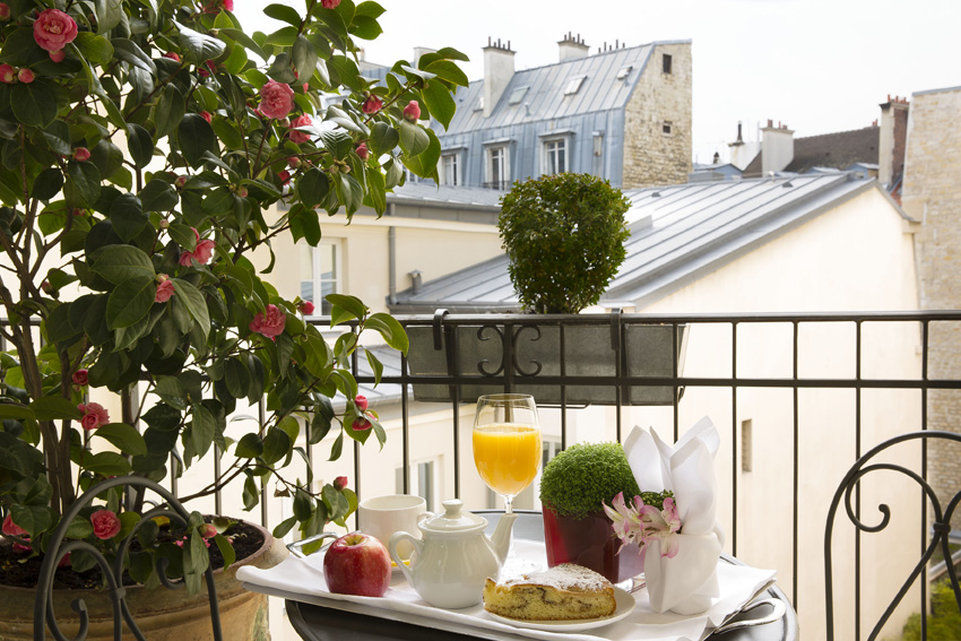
[0,520,287,641]
[542,506,643,583]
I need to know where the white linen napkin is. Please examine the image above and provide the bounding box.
[622,417,723,614]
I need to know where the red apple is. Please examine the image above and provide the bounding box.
[323,532,391,597]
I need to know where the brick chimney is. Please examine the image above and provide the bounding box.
[558,32,589,62]
[878,94,909,188]
[760,119,794,174]
[482,37,514,117]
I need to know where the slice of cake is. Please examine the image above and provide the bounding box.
[483,563,616,621]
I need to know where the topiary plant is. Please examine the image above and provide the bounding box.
[540,442,641,519]
[498,173,631,314]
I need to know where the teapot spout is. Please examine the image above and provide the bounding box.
[490,512,517,565]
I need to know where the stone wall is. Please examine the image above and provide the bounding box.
[901,85,961,528]
[621,42,692,188]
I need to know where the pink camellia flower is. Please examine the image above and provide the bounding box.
[258,80,295,120]
[73,147,90,162]
[179,228,216,266]
[297,300,314,315]
[333,476,348,490]
[249,304,286,340]
[277,170,291,185]
[352,416,372,431]
[17,68,34,84]
[175,175,188,189]
[90,509,121,540]
[78,402,110,431]
[361,94,383,115]
[199,523,217,539]
[49,49,65,63]
[0,64,14,83]
[163,51,181,62]
[288,114,313,144]
[154,275,175,303]
[403,100,421,122]
[221,0,233,10]
[0,3,10,20]
[2,513,26,537]
[321,0,341,8]
[355,395,368,411]
[355,142,369,160]
[200,111,212,123]
[33,9,78,53]
[72,368,88,387]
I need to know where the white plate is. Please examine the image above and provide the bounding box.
[485,586,636,632]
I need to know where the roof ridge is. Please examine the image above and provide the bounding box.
[794,125,879,142]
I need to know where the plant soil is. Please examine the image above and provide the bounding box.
[0,520,264,590]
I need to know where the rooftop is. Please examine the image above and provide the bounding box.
[743,126,880,176]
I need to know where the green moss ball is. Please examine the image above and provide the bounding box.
[539,442,641,519]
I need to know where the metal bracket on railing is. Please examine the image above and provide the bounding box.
[432,308,449,351]
[610,308,623,351]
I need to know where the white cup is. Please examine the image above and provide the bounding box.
[357,494,428,559]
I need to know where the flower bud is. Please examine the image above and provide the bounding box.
[175,175,188,188]
[0,3,10,20]
[355,395,368,411]
[0,64,15,84]
[403,100,421,122]
[49,49,65,63]
[163,51,181,62]
[17,68,34,84]
[238,186,248,197]
[41,279,52,293]
[355,142,369,160]
[287,156,301,168]
[199,523,217,539]
[158,218,169,229]
[333,475,348,490]
[72,147,90,162]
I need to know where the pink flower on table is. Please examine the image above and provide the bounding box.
[78,402,109,431]
[355,142,369,160]
[288,114,313,144]
[49,49,65,63]
[403,100,421,122]
[179,228,216,267]
[603,491,681,559]
[90,509,121,540]
[297,300,314,315]
[361,94,383,114]
[154,275,175,303]
[321,0,341,8]
[258,80,294,120]
[0,64,14,84]
[17,68,34,84]
[2,513,26,537]
[72,368,88,387]
[33,9,78,53]
[163,51,181,62]
[72,147,90,162]
[249,304,286,340]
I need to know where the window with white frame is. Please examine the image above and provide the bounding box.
[543,138,568,175]
[440,151,460,186]
[298,240,341,315]
[486,145,509,189]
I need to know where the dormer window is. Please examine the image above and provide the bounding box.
[474,96,484,112]
[616,65,632,80]
[563,75,586,95]
[508,86,528,105]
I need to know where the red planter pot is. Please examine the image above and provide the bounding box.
[542,506,644,584]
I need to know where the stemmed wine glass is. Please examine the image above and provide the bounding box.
[472,394,541,514]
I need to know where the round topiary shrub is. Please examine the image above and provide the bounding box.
[498,173,632,314]
[540,442,641,519]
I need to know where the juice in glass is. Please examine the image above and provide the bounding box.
[472,423,541,497]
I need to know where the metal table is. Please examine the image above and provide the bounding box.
[285,511,798,641]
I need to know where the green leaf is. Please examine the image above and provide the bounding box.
[190,403,216,458]
[32,168,63,201]
[366,312,409,354]
[328,431,343,461]
[64,516,94,539]
[108,193,148,241]
[401,126,441,181]
[242,475,259,510]
[422,80,456,129]
[213,534,236,569]
[75,32,114,65]
[171,278,210,338]
[289,205,321,245]
[323,484,349,523]
[31,396,82,421]
[11,82,58,127]
[397,119,429,157]
[224,357,250,399]
[365,348,384,385]
[106,276,155,329]
[178,114,218,167]
[296,168,329,210]
[261,426,291,465]
[10,504,53,538]
[423,59,470,87]
[94,422,147,456]
[264,4,301,25]
[111,38,156,74]
[64,161,102,207]
[125,124,154,168]
[326,293,367,324]
[154,83,186,138]
[309,406,332,445]
[349,15,382,40]
[354,1,386,18]
[235,433,263,458]
[140,179,178,212]
[95,0,124,34]
[92,244,155,284]
[368,122,399,156]
[84,451,132,476]
[175,21,227,64]
[169,223,196,250]
[272,516,297,539]
[292,35,318,82]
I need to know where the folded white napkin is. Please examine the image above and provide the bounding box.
[622,417,723,614]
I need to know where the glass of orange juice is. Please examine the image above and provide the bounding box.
[472,394,541,514]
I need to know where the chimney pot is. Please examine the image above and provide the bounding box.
[766,119,773,128]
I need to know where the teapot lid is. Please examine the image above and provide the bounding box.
[420,499,487,533]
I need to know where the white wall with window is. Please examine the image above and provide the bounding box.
[485,143,510,189]
[541,137,569,175]
[298,240,342,314]
[440,151,461,186]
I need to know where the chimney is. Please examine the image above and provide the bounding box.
[760,120,794,174]
[728,120,760,171]
[408,269,422,294]
[413,47,436,65]
[878,94,909,188]
[482,37,515,117]
[557,32,589,62]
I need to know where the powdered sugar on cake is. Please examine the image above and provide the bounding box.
[499,563,613,593]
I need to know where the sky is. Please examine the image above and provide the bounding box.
[236,0,961,164]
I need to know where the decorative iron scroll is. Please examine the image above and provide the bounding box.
[475,322,544,378]
[824,430,961,641]
[33,476,222,641]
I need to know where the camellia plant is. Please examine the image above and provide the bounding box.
[0,0,466,591]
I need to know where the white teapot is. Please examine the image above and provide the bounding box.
[388,499,516,609]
